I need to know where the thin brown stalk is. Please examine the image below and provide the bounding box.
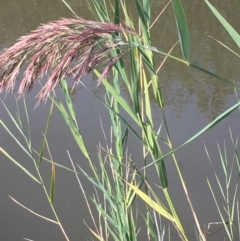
[9,196,58,224]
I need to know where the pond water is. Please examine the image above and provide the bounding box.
[0,1,240,240]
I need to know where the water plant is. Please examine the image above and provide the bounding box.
[0,0,240,240]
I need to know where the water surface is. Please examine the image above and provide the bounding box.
[0,1,240,240]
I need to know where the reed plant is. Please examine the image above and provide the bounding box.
[0,0,240,240]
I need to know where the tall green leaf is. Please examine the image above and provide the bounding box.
[143,101,240,169]
[114,0,120,25]
[38,101,53,167]
[205,0,240,48]
[171,0,190,61]
[50,161,56,204]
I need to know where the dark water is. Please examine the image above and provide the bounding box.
[0,1,240,240]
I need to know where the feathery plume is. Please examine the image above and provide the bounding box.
[0,17,135,102]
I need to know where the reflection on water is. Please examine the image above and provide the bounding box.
[0,1,240,240]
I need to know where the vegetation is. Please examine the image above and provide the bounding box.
[0,0,240,240]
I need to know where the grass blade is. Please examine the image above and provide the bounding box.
[190,63,240,90]
[205,0,240,48]
[114,0,120,25]
[171,0,190,61]
[53,99,89,159]
[0,147,41,184]
[60,0,78,17]
[128,183,174,222]
[38,100,54,167]
[143,101,240,169]
[50,161,56,204]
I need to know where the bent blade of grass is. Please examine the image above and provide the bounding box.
[128,182,187,237]
[0,147,41,184]
[143,101,240,169]
[205,0,240,48]
[174,101,240,147]
[171,0,190,61]
[127,183,174,223]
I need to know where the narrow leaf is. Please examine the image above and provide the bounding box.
[102,79,140,125]
[128,183,175,222]
[0,147,41,184]
[50,161,56,204]
[171,0,190,61]
[53,99,89,158]
[143,101,240,169]
[60,0,78,17]
[114,0,120,25]
[205,0,240,48]
[38,100,53,167]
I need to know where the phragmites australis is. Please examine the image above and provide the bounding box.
[0,17,135,102]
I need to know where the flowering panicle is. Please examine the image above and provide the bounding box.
[0,17,135,101]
